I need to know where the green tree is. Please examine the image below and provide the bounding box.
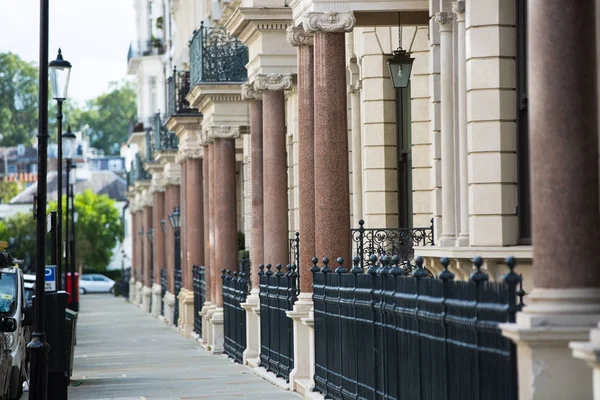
[0,53,39,146]
[49,189,124,272]
[76,81,137,155]
[0,181,23,203]
[0,212,37,272]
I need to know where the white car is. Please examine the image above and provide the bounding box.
[79,274,115,294]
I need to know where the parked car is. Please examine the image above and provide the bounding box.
[0,267,31,400]
[79,274,115,294]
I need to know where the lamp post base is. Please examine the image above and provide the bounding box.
[27,332,50,399]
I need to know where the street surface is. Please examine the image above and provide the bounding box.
[67,294,300,400]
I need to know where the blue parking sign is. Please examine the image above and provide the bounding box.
[45,265,56,292]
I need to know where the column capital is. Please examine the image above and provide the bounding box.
[435,12,454,31]
[151,171,166,193]
[452,0,465,15]
[164,172,181,187]
[286,25,314,47]
[254,74,294,92]
[304,11,355,34]
[208,125,241,141]
[241,83,263,100]
[348,82,361,95]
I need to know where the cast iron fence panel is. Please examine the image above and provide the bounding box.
[160,268,167,316]
[127,40,165,64]
[167,68,197,119]
[259,263,298,381]
[193,265,205,337]
[189,22,248,85]
[152,113,178,152]
[174,268,182,326]
[289,232,300,279]
[222,269,249,363]
[133,153,151,181]
[120,268,131,299]
[312,255,524,400]
[352,219,434,269]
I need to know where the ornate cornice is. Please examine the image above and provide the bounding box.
[304,12,355,34]
[286,25,314,47]
[208,125,241,141]
[253,74,293,92]
[177,146,203,163]
[241,83,263,100]
[435,12,454,31]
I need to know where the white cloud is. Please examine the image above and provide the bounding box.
[0,0,135,103]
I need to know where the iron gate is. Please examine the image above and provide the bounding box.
[222,269,249,363]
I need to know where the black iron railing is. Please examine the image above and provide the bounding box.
[132,153,151,181]
[174,268,182,326]
[259,263,298,381]
[222,269,249,364]
[127,40,166,64]
[152,113,178,153]
[119,267,131,299]
[193,265,205,337]
[311,255,524,400]
[189,22,248,85]
[289,232,300,269]
[160,268,167,316]
[352,219,434,269]
[167,68,198,119]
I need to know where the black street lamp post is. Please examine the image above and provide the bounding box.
[147,228,154,284]
[62,127,77,311]
[28,0,50,397]
[70,209,78,311]
[49,49,71,291]
[139,228,145,286]
[168,207,181,325]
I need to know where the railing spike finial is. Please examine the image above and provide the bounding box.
[285,264,292,277]
[233,270,239,279]
[502,256,520,287]
[517,273,526,310]
[412,256,429,279]
[290,264,299,279]
[275,264,283,276]
[380,255,391,275]
[258,264,265,276]
[221,268,226,279]
[470,256,489,282]
[310,257,320,273]
[390,255,402,275]
[265,263,273,276]
[335,257,347,274]
[437,256,455,281]
[321,257,331,274]
[351,256,363,274]
[367,254,379,275]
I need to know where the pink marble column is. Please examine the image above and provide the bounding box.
[529,0,600,288]
[186,157,204,291]
[288,27,315,293]
[208,143,217,304]
[203,144,212,303]
[144,205,153,288]
[152,191,166,283]
[180,160,188,289]
[254,74,293,267]
[136,210,144,281]
[251,99,264,290]
[305,12,355,261]
[131,210,138,279]
[213,133,238,307]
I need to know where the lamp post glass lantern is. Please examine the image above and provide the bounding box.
[168,206,181,231]
[387,48,414,89]
[49,48,72,100]
[62,126,77,160]
[160,219,166,233]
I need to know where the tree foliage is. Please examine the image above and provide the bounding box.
[0,53,39,146]
[0,212,37,272]
[0,181,24,203]
[49,189,124,272]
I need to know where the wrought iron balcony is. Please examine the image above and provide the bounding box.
[166,68,198,119]
[130,153,151,182]
[152,113,178,152]
[351,219,435,269]
[189,22,248,85]
[127,40,166,65]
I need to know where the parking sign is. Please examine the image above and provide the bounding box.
[45,265,56,292]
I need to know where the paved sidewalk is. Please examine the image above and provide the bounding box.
[68,294,300,400]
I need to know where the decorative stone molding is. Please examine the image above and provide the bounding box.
[151,171,166,193]
[253,74,294,92]
[303,11,355,34]
[435,12,454,31]
[348,82,361,95]
[201,130,214,145]
[286,25,314,47]
[164,169,181,186]
[241,83,263,100]
[177,146,203,163]
[452,0,465,14]
[208,125,241,141]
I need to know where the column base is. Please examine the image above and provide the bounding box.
[300,307,316,396]
[208,307,224,354]
[200,302,214,347]
[151,283,162,317]
[571,324,600,399]
[251,365,290,390]
[134,281,143,306]
[286,293,313,394]
[141,285,152,313]
[501,288,600,400]
[129,278,136,303]
[177,288,188,335]
[180,290,195,338]
[241,289,261,366]
[163,291,176,326]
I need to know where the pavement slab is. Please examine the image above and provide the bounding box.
[67,294,300,400]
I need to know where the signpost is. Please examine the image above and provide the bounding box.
[45,265,56,292]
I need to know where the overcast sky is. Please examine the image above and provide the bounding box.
[0,0,136,105]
